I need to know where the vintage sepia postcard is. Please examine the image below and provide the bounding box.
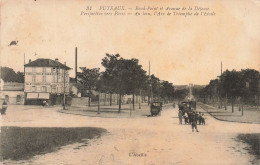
[0,0,259,164]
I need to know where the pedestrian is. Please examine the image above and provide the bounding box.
[191,112,199,132]
[1,101,8,115]
[195,112,199,124]
[198,112,202,125]
[201,113,206,125]
[42,100,46,106]
[184,112,189,124]
[178,110,183,124]
[188,111,192,124]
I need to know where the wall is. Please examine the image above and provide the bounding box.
[0,91,25,105]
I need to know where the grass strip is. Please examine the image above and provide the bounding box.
[0,126,107,160]
[237,133,260,159]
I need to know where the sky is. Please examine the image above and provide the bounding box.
[0,0,259,85]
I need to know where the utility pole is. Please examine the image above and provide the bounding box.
[24,53,25,75]
[75,47,77,82]
[63,62,66,110]
[148,61,150,105]
[220,61,223,109]
[149,61,153,104]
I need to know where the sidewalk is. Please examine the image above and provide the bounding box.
[58,103,173,118]
[198,102,260,124]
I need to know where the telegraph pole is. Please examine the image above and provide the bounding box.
[149,61,153,104]
[220,61,223,109]
[75,47,77,82]
[63,62,66,110]
[24,53,25,75]
[221,61,222,75]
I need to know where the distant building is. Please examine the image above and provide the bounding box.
[24,58,71,105]
[0,79,25,104]
[69,77,81,97]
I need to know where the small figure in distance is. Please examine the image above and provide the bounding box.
[173,102,176,108]
[198,112,202,125]
[1,100,8,115]
[178,110,183,124]
[201,113,206,125]
[183,112,189,124]
[191,112,199,132]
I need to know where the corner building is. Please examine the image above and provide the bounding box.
[24,58,71,105]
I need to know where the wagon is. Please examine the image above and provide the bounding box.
[178,100,196,113]
[150,101,162,116]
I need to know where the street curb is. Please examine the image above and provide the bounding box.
[199,103,260,124]
[57,110,130,118]
[57,102,174,118]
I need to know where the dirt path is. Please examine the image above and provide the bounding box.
[1,105,260,165]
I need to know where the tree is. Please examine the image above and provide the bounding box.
[121,58,147,110]
[160,81,175,103]
[101,54,126,112]
[78,67,100,107]
[219,70,242,112]
[101,54,148,111]
[16,71,24,83]
[174,88,189,100]
[0,67,24,83]
[240,69,260,107]
[149,74,161,102]
[198,68,259,111]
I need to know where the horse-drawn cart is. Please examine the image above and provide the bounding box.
[150,101,162,116]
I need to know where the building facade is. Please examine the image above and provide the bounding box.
[24,58,71,105]
[0,79,25,105]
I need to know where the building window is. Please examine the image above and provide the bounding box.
[51,87,56,93]
[16,95,21,102]
[52,75,56,82]
[5,95,9,103]
[32,86,36,92]
[32,75,36,82]
[42,86,47,92]
[42,75,46,82]
[42,67,46,72]
[52,67,56,73]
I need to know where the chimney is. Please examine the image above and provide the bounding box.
[75,47,77,82]
[29,59,31,63]
[55,58,59,62]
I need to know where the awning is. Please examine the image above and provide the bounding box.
[27,93,49,99]
[39,93,49,99]
[27,93,38,99]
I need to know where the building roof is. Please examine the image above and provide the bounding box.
[24,58,71,70]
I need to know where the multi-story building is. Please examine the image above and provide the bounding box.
[24,58,71,105]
